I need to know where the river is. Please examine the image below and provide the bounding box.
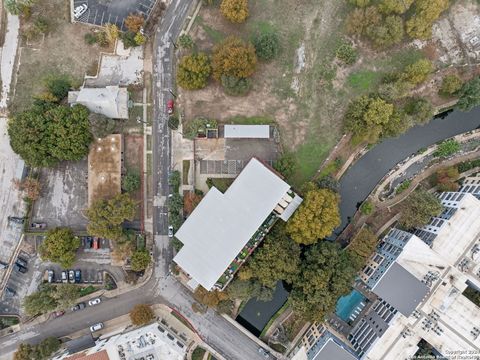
[237,106,480,336]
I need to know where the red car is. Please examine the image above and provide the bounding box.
[93,237,99,250]
[167,99,174,115]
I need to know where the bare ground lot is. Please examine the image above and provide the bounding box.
[10,0,104,113]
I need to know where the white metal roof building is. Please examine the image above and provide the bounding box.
[173,158,302,291]
[224,125,270,138]
[68,85,129,119]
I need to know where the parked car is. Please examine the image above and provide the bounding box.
[8,216,24,224]
[258,348,270,358]
[88,298,101,306]
[0,261,9,270]
[68,270,75,283]
[90,322,104,332]
[73,4,88,19]
[75,269,81,283]
[168,225,174,238]
[93,237,99,250]
[4,287,16,297]
[86,236,93,248]
[61,271,68,283]
[31,222,46,229]
[71,302,86,312]
[48,270,54,283]
[167,99,174,115]
[14,264,27,274]
[15,256,28,268]
[52,310,65,318]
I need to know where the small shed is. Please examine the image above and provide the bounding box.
[224,125,270,139]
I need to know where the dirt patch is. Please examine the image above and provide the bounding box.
[124,134,143,222]
[11,0,104,112]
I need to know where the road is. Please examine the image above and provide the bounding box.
[0,2,276,360]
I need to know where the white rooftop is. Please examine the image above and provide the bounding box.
[69,86,129,119]
[173,158,291,290]
[224,125,270,138]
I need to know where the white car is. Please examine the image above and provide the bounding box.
[88,298,102,306]
[73,4,88,19]
[168,225,174,238]
[90,322,104,332]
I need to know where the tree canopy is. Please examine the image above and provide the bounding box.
[289,242,357,321]
[177,53,212,90]
[399,189,443,229]
[378,0,414,14]
[456,76,480,112]
[122,171,141,193]
[286,188,340,244]
[14,337,60,360]
[346,228,378,269]
[367,15,404,48]
[129,304,154,325]
[220,0,249,23]
[124,14,144,33]
[212,36,257,81]
[39,228,81,268]
[405,0,450,40]
[401,59,433,85]
[5,0,34,15]
[86,193,137,241]
[23,285,58,316]
[439,74,462,97]
[8,104,93,167]
[253,30,280,61]
[130,250,151,271]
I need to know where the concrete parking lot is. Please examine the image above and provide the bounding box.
[32,161,88,231]
[73,0,156,31]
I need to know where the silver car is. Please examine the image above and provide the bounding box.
[90,322,104,332]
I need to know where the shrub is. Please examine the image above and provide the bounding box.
[403,97,433,125]
[439,74,462,97]
[360,201,373,215]
[456,76,480,112]
[84,33,97,45]
[121,31,138,48]
[179,34,194,49]
[220,75,252,96]
[130,250,151,271]
[336,41,358,65]
[212,36,257,81]
[134,32,146,45]
[401,59,433,85]
[129,304,154,325]
[125,14,144,33]
[177,53,212,90]
[433,139,460,158]
[253,31,280,61]
[220,0,249,23]
[396,179,411,194]
[168,115,179,130]
[122,171,141,192]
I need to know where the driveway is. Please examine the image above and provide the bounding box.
[73,0,157,31]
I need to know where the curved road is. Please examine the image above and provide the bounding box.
[0,2,273,360]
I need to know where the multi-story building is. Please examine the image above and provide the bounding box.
[173,157,303,291]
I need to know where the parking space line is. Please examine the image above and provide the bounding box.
[100,11,105,26]
[93,8,98,24]
[107,13,112,24]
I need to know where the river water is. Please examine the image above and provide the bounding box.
[237,106,480,336]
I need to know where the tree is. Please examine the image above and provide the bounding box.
[240,224,300,287]
[434,166,459,192]
[8,104,92,167]
[253,31,280,61]
[220,75,252,96]
[5,0,34,15]
[14,344,34,360]
[220,0,249,23]
[439,74,462,97]
[129,304,154,325]
[212,36,257,81]
[125,14,144,33]
[177,53,212,90]
[289,242,357,321]
[54,284,81,309]
[273,152,297,179]
[346,6,381,36]
[404,97,434,124]
[130,250,151,271]
[179,34,194,49]
[405,0,450,40]
[344,95,395,143]
[378,79,412,101]
[86,193,137,241]
[193,286,228,307]
[335,41,357,65]
[349,0,370,6]
[346,228,378,269]
[360,201,374,215]
[134,33,146,45]
[43,74,71,101]
[399,189,443,229]
[23,285,58,316]
[367,15,404,48]
[456,76,480,112]
[104,23,119,46]
[316,175,340,193]
[120,31,138,48]
[122,171,141,192]
[286,188,340,244]
[401,59,433,85]
[378,0,414,14]
[39,228,80,268]
[89,113,117,138]
[36,337,60,359]
[433,139,460,158]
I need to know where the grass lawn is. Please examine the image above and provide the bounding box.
[347,70,382,92]
[225,115,275,125]
[207,177,234,192]
[183,160,190,185]
[192,347,207,360]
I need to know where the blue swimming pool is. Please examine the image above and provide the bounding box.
[335,289,367,323]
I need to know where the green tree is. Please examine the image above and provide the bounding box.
[344,95,395,143]
[405,0,450,39]
[122,171,141,192]
[273,152,297,179]
[43,74,71,101]
[130,250,151,271]
[401,59,433,85]
[193,286,228,308]
[253,31,280,61]
[433,139,460,158]
[439,74,462,97]
[239,224,300,287]
[177,53,212,90]
[39,228,81,268]
[8,104,92,167]
[316,175,340,193]
[129,304,154,325]
[286,188,340,244]
[120,31,138,48]
[220,75,252,96]
[220,0,249,23]
[5,0,34,15]
[23,285,58,316]
[14,343,35,360]
[367,15,404,48]
[86,193,137,241]
[335,41,358,65]
[289,242,357,321]
[179,34,194,49]
[36,337,60,359]
[399,189,443,229]
[456,76,480,111]
[349,0,370,6]
[360,201,374,215]
[346,228,378,269]
[404,97,434,124]
[212,36,257,81]
[346,6,381,36]
[378,0,414,14]
[54,284,81,309]
[134,33,146,45]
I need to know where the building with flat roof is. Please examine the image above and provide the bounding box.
[173,158,302,291]
[224,124,270,138]
[88,135,123,206]
[68,86,129,119]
